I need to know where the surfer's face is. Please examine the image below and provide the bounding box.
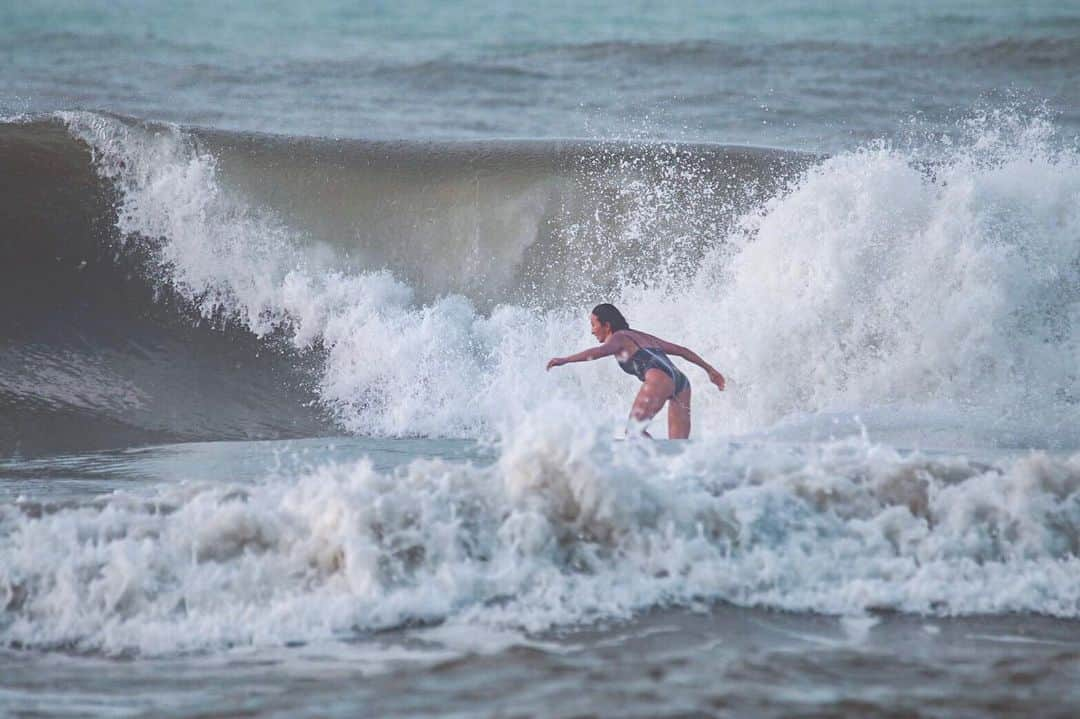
[590,314,610,343]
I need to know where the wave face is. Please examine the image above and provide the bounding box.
[0,113,806,452]
[3,109,1080,451]
[0,119,335,455]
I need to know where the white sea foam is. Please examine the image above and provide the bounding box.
[1,425,1078,655]
[684,116,1080,441]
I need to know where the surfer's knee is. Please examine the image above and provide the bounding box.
[631,398,658,420]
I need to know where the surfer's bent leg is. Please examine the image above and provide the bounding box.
[668,384,691,439]
[629,369,675,436]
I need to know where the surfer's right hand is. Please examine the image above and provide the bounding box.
[546,357,565,371]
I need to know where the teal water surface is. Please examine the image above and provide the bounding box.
[4,0,1077,148]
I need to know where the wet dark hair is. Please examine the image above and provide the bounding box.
[591,303,629,332]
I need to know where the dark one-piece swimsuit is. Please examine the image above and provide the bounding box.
[616,336,689,399]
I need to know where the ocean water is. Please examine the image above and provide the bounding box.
[4,0,1080,148]
[3,1,1080,717]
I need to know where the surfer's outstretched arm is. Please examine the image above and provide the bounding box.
[656,341,726,391]
[546,338,621,370]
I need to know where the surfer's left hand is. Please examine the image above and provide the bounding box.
[709,370,725,391]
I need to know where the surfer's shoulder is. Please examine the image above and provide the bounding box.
[609,328,634,345]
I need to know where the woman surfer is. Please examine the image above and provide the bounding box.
[546,303,725,439]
